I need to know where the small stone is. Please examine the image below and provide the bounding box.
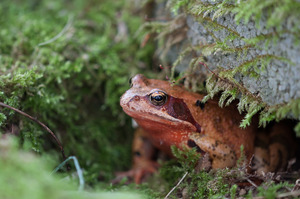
[239,189,246,196]
[284,93,290,102]
[278,84,283,91]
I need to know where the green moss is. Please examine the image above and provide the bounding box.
[203,74,300,129]
[233,0,300,32]
[0,136,73,199]
[0,136,146,199]
[154,144,298,198]
[0,0,155,182]
[256,182,294,199]
[178,0,298,80]
[158,146,231,198]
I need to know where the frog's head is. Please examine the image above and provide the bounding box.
[120,74,201,134]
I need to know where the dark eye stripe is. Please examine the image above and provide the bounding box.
[166,96,202,133]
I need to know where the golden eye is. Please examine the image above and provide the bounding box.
[149,91,167,106]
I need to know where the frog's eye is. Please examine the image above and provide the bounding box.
[149,91,167,106]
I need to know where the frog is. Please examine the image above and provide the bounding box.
[119,74,296,183]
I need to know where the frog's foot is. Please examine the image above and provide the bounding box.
[113,160,159,184]
[252,121,296,174]
[195,153,212,172]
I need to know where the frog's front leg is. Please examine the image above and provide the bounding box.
[114,127,159,184]
[188,134,236,168]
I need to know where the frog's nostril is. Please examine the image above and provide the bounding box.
[129,77,133,87]
[133,96,140,101]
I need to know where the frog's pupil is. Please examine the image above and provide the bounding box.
[154,95,163,101]
[149,91,167,106]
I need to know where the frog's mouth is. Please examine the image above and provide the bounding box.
[128,110,198,135]
[122,107,184,125]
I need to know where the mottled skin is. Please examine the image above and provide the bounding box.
[119,74,295,183]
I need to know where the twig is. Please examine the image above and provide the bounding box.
[52,156,85,191]
[246,178,258,188]
[0,102,66,160]
[173,74,188,85]
[164,171,188,199]
[199,62,225,81]
[276,190,300,198]
[38,15,73,46]
[253,190,300,199]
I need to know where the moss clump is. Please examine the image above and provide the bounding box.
[154,146,298,198]
[158,146,230,198]
[0,0,155,182]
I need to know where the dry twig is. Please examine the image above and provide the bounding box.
[38,15,73,46]
[164,171,188,199]
[253,190,300,199]
[0,102,66,160]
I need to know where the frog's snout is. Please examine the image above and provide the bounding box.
[120,91,129,108]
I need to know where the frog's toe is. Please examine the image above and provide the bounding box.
[113,161,159,184]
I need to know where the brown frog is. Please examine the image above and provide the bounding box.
[119,74,296,183]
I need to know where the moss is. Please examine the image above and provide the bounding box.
[0,136,146,199]
[158,146,231,198]
[0,136,74,199]
[0,0,155,183]
[153,144,299,198]
[256,182,294,199]
[177,0,298,79]
[203,74,300,131]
